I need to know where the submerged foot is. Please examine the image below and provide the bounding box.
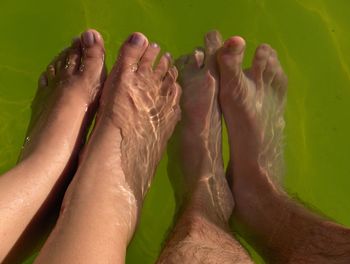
[217,36,288,190]
[217,36,289,259]
[21,29,106,166]
[66,32,182,240]
[175,31,234,223]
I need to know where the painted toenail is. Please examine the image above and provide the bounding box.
[128,33,145,46]
[82,31,95,47]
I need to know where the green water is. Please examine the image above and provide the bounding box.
[1,0,350,263]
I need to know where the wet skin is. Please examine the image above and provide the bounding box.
[35,32,181,264]
[0,29,106,263]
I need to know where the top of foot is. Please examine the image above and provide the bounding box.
[21,29,106,161]
[94,32,182,208]
[217,36,288,185]
[174,31,234,222]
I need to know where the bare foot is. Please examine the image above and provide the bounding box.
[175,31,233,223]
[21,29,106,164]
[217,37,288,190]
[217,37,292,259]
[217,37,350,264]
[157,31,252,264]
[0,29,106,262]
[58,32,182,244]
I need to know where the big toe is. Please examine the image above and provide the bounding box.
[80,29,106,77]
[116,32,149,71]
[217,36,246,77]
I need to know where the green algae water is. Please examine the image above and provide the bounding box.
[1,0,350,263]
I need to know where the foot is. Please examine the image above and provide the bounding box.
[63,32,182,241]
[217,37,289,258]
[0,29,106,263]
[21,29,106,168]
[174,31,234,224]
[217,36,288,191]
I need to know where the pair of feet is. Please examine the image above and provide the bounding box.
[20,29,287,261]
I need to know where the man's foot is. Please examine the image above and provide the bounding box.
[21,29,106,166]
[217,36,288,193]
[175,31,233,223]
[157,31,252,264]
[217,36,292,259]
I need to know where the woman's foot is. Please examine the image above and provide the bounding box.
[0,29,106,262]
[21,29,106,165]
[35,32,181,264]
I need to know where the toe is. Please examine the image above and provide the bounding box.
[272,68,288,100]
[80,29,105,75]
[55,49,69,75]
[116,32,148,71]
[252,44,273,81]
[263,52,279,85]
[38,72,48,88]
[187,48,205,69]
[64,37,82,74]
[46,60,56,81]
[217,36,246,77]
[138,43,161,73]
[160,66,178,96]
[204,30,223,67]
[155,52,172,80]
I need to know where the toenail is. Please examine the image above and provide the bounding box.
[82,31,95,47]
[165,52,172,60]
[151,43,159,48]
[128,33,145,46]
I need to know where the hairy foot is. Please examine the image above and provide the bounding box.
[175,31,233,223]
[21,29,106,166]
[157,32,253,264]
[217,37,288,190]
[217,36,290,259]
[62,32,182,241]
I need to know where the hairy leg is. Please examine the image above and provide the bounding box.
[157,31,252,264]
[34,32,181,264]
[218,35,350,263]
[0,29,106,263]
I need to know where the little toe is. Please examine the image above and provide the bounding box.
[217,36,246,77]
[64,37,82,74]
[252,44,273,81]
[38,72,48,88]
[204,30,223,67]
[138,43,161,73]
[116,32,148,71]
[155,52,172,80]
[80,29,105,75]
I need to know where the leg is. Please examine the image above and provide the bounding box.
[0,29,106,263]
[157,32,252,264]
[34,33,181,264]
[217,35,350,263]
